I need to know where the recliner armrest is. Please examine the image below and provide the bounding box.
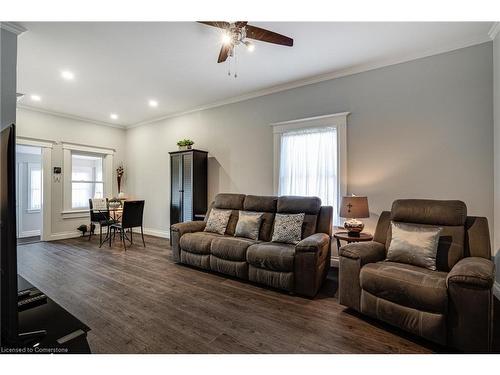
[295,233,330,253]
[171,221,206,237]
[339,241,386,266]
[446,257,495,289]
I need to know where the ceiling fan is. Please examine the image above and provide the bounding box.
[198,21,293,77]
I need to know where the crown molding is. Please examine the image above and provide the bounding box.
[17,105,127,130]
[489,22,500,40]
[0,22,27,35]
[128,35,492,129]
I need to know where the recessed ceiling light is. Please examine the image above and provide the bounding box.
[110,113,118,120]
[61,70,75,80]
[148,99,158,108]
[30,94,41,102]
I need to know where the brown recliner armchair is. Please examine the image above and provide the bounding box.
[339,199,495,352]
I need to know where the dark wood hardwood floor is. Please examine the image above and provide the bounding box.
[17,235,500,354]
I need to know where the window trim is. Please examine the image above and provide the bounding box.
[271,112,349,222]
[62,143,114,218]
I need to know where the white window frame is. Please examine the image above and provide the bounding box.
[27,162,42,212]
[271,112,349,224]
[62,143,114,218]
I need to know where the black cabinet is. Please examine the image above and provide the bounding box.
[169,149,208,225]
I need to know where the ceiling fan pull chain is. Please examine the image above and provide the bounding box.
[234,47,238,78]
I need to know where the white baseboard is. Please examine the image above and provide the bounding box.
[48,231,81,241]
[494,281,500,300]
[18,229,41,238]
[132,227,170,239]
[330,256,339,267]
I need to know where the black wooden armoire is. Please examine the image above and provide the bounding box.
[169,149,208,225]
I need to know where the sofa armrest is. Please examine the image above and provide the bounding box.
[294,233,331,297]
[296,233,330,254]
[338,241,385,312]
[171,220,206,237]
[447,257,495,289]
[170,221,206,262]
[446,257,495,352]
[339,241,386,266]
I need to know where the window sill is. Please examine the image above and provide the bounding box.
[26,209,41,214]
[61,209,90,220]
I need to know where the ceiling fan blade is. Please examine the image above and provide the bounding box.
[245,25,293,47]
[198,21,230,29]
[217,44,231,63]
[235,21,248,28]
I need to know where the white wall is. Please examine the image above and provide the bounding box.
[16,108,127,239]
[126,42,494,249]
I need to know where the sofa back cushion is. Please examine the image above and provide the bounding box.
[277,196,321,239]
[213,193,245,235]
[243,195,277,242]
[388,199,467,271]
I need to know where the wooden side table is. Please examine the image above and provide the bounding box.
[333,231,373,250]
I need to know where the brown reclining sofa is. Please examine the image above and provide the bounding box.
[171,193,333,297]
[339,199,495,352]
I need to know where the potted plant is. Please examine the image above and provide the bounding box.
[177,139,194,151]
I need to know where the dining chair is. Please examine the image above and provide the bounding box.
[89,198,117,247]
[109,200,145,250]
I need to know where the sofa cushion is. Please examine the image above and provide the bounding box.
[360,261,448,314]
[271,213,305,244]
[211,236,258,261]
[277,196,321,215]
[180,232,224,255]
[386,221,442,270]
[247,242,295,272]
[204,208,232,235]
[234,211,263,240]
[243,195,278,212]
[391,199,467,226]
[386,222,465,272]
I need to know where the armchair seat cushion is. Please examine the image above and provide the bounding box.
[360,261,448,314]
[180,232,225,255]
[211,237,259,261]
[246,242,295,272]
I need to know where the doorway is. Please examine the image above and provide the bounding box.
[15,144,42,244]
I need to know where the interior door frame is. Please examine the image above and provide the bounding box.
[16,137,54,241]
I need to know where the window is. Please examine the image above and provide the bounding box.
[71,153,104,209]
[28,163,42,211]
[279,127,337,207]
[272,113,348,226]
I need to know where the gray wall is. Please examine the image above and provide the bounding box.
[494,34,500,285]
[0,27,18,130]
[127,42,494,246]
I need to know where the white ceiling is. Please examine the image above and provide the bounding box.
[16,22,494,128]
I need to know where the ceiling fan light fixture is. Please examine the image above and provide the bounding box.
[221,32,231,45]
[245,41,255,52]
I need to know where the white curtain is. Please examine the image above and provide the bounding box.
[278,126,339,224]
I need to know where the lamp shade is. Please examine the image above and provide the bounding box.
[339,196,369,218]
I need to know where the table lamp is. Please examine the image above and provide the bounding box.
[339,196,370,236]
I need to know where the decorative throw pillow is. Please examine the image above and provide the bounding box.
[204,208,232,235]
[386,221,442,270]
[271,213,305,244]
[234,211,263,240]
